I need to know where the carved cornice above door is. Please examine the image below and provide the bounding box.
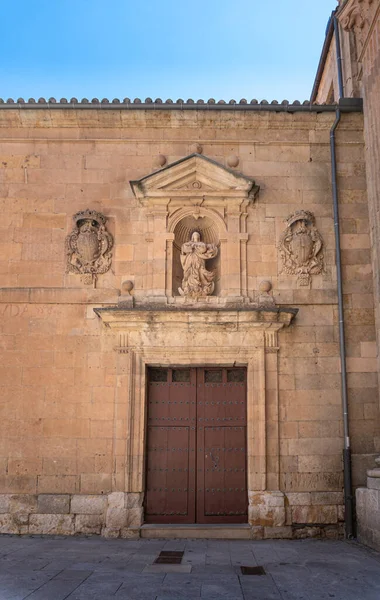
[130,153,259,207]
[94,306,298,333]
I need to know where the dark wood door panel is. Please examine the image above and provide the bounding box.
[145,425,195,523]
[196,367,247,523]
[148,374,196,427]
[145,368,196,524]
[202,426,247,521]
[145,367,247,524]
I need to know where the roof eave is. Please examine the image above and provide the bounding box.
[310,11,336,103]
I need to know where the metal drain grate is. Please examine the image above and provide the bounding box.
[240,566,266,575]
[155,551,184,565]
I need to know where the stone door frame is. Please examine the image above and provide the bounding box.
[118,345,265,498]
[95,306,296,529]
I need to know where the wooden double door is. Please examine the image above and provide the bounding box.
[145,367,247,524]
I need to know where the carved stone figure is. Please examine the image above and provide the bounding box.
[278,210,324,286]
[66,209,113,286]
[178,231,218,299]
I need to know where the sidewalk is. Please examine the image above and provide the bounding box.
[0,535,379,599]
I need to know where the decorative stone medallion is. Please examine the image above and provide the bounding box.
[278,210,324,286]
[66,209,113,286]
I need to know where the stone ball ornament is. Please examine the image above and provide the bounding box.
[227,154,239,168]
[65,209,113,286]
[121,280,134,295]
[259,280,272,294]
[154,154,167,168]
[190,143,203,154]
[258,280,275,307]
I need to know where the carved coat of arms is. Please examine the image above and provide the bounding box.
[278,210,324,286]
[65,209,113,286]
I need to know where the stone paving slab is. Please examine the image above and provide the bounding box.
[143,565,193,574]
[0,536,379,599]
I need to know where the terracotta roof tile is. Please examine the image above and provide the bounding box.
[0,97,362,112]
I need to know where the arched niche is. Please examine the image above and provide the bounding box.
[130,153,259,302]
[172,214,221,297]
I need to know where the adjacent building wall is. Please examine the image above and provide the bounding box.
[0,106,377,537]
[313,0,380,551]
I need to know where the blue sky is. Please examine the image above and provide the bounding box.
[0,0,337,101]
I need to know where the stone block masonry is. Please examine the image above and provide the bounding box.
[356,458,380,551]
[0,491,344,539]
[0,107,377,536]
[0,492,143,538]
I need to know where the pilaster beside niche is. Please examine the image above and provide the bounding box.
[130,153,260,306]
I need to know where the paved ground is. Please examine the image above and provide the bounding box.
[0,536,379,600]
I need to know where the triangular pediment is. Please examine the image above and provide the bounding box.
[130,154,258,200]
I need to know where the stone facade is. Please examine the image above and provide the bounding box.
[312,0,380,551]
[0,103,377,538]
[356,458,380,549]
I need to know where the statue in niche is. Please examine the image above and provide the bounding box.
[178,231,218,299]
[66,209,113,286]
[278,210,324,286]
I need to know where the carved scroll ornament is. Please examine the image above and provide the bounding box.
[178,231,218,299]
[340,0,374,32]
[339,0,376,58]
[66,209,113,285]
[278,210,324,286]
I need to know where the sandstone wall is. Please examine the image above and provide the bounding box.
[360,9,380,402]
[356,8,380,551]
[356,465,380,551]
[316,3,380,406]
[0,107,378,537]
[337,1,380,550]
